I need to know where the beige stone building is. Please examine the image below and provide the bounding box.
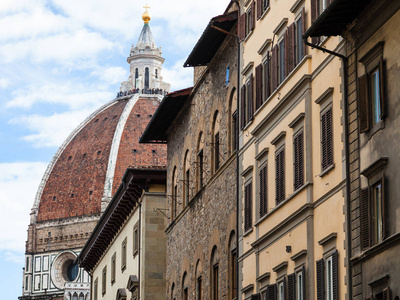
[140,3,239,299]
[77,167,167,300]
[305,0,400,299]
[237,0,347,299]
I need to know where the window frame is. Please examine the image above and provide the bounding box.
[102,266,107,296]
[320,105,334,173]
[244,180,253,232]
[293,128,304,191]
[275,145,286,205]
[111,252,116,285]
[121,237,127,272]
[133,222,139,256]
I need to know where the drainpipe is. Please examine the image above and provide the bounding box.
[302,37,352,300]
[138,201,142,300]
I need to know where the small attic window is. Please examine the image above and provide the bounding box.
[103,117,108,121]
[89,191,93,195]
[70,194,74,198]
[68,156,72,161]
[53,196,56,201]
[82,153,86,158]
[152,150,156,153]
[137,114,141,118]
[94,118,99,123]
[97,151,101,155]
[113,115,118,119]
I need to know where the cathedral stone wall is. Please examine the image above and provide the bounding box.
[165,35,238,299]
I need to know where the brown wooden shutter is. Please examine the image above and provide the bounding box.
[267,284,277,300]
[332,250,338,300]
[257,0,262,20]
[358,74,370,133]
[251,1,256,30]
[287,273,295,300]
[360,188,370,249]
[302,7,307,55]
[275,148,285,204]
[249,73,254,121]
[379,57,385,119]
[382,287,390,300]
[251,293,261,300]
[286,23,296,74]
[244,182,252,231]
[265,57,271,100]
[294,131,304,190]
[255,64,263,110]
[316,259,324,300]
[241,85,246,129]
[321,108,333,171]
[310,0,320,44]
[381,176,386,240]
[259,164,268,218]
[238,13,246,42]
[284,29,289,78]
[271,45,279,93]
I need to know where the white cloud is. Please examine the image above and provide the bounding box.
[10,109,99,148]
[162,59,193,91]
[0,162,48,253]
[90,66,128,85]
[0,77,10,89]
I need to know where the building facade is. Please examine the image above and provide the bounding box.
[20,11,167,300]
[305,0,400,299]
[237,0,347,299]
[78,167,167,300]
[141,4,239,299]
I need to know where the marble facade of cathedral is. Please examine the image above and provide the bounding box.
[19,8,168,300]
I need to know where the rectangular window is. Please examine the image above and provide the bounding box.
[197,276,202,300]
[25,276,29,291]
[111,253,116,284]
[246,7,253,36]
[214,132,220,171]
[185,169,190,204]
[34,275,40,291]
[121,238,127,271]
[244,182,253,232]
[35,256,41,272]
[102,266,107,295]
[263,0,269,11]
[246,75,254,123]
[275,147,285,205]
[293,130,304,191]
[296,15,305,63]
[94,278,98,300]
[259,164,268,218]
[226,66,230,86]
[263,58,271,100]
[26,257,30,272]
[133,225,139,255]
[321,107,333,171]
[371,180,383,245]
[42,274,48,290]
[297,271,304,300]
[278,281,285,300]
[326,256,333,300]
[371,68,382,125]
[213,264,219,300]
[174,184,178,217]
[319,0,329,14]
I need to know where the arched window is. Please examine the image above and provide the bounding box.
[155,69,158,79]
[135,68,139,88]
[145,67,150,89]
[212,111,221,173]
[183,150,190,207]
[229,88,237,155]
[171,282,175,300]
[72,293,78,300]
[195,260,203,300]
[171,167,177,219]
[211,246,219,300]
[182,272,188,300]
[197,132,205,191]
[79,293,84,300]
[228,231,237,300]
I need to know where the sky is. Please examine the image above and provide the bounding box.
[0,0,228,298]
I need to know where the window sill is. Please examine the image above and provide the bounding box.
[243,30,254,43]
[259,6,270,21]
[368,120,385,138]
[319,164,335,177]
[243,227,253,237]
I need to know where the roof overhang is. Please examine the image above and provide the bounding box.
[304,0,372,38]
[184,11,238,67]
[77,167,166,272]
[139,87,193,143]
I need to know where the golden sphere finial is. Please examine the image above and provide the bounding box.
[142,4,151,24]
